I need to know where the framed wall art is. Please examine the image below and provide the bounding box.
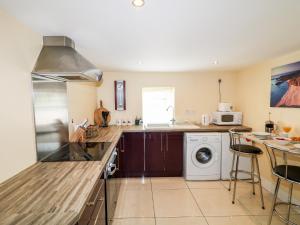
[114,80,126,111]
[270,61,300,108]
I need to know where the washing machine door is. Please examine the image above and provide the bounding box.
[191,145,217,168]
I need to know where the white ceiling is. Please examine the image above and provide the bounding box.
[1,0,300,72]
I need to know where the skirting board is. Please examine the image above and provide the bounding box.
[261,177,300,205]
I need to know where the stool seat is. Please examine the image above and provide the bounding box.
[232,144,263,154]
[275,165,300,183]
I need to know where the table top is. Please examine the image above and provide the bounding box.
[242,133,300,156]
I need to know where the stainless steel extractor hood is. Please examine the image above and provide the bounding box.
[32,36,102,82]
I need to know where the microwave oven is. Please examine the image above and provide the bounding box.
[212,112,242,125]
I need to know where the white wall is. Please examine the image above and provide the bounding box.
[97,71,238,124]
[0,9,42,183]
[67,82,98,137]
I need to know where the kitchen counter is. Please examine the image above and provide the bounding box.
[0,162,102,225]
[0,128,122,225]
[88,124,252,142]
[0,124,250,225]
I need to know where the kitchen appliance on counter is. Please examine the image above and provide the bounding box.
[102,111,110,127]
[105,148,120,225]
[212,111,242,125]
[218,102,233,112]
[265,112,275,133]
[201,114,211,126]
[41,142,112,162]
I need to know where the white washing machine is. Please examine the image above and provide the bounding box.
[184,133,221,180]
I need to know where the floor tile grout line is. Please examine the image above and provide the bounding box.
[185,180,210,225]
[115,178,288,224]
[150,177,157,225]
[185,179,269,223]
[224,179,275,219]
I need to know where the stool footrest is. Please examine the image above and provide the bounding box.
[273,202,300,225]
[229,170,260,183]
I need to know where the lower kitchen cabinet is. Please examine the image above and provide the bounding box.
[78,173,105,225]
[145,132,165,176]
[118,132,145,177]
[117,131,183,177]
[164,132,184,176]
[145,132,183,177]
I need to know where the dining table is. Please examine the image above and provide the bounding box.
[241,132,300,225]
[242,132,300,156]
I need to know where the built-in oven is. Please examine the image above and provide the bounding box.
[104,148,120,225]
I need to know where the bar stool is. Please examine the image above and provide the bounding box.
[228,128,265,209]
[264,143,300,225]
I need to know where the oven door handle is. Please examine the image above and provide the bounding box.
[107,163,117,176]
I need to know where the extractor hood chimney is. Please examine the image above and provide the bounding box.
[32,36,102,82]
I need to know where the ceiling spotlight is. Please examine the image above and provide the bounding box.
[132,0,145,7]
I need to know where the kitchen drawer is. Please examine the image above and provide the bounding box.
[78,174,105,225]
[90,198,105,225]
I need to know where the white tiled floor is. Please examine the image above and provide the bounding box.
[112,178,300,225]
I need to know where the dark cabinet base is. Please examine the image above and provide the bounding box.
[117,132,145,178]
[118,132,183,178]
[78,173,105,225]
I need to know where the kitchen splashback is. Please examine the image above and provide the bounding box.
[32,81,69,160]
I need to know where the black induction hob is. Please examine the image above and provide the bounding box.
[41,142,112,162]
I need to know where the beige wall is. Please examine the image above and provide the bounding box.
[97,72,238,124]
[67,82,98,137]
[0,10,98,183]
[236,50,300,201]
[236,50,300,135]
[0,9,42,183]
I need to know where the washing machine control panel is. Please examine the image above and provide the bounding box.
[187,135,221,143]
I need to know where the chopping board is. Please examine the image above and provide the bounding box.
[94,100,111,126]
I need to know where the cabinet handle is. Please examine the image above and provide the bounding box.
[160,133,163,152]
[121,135,125,152]
[166,133,169,152]
[144,132,146,172]
[86,185,103,206]
[87,197,104,206]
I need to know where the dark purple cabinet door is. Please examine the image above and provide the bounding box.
[116,136,124,177]
[145,132,165,176]
[122,132,145,177]
[164,132,183,176]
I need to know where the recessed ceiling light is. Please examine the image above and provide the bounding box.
[138,60,142,65]
[132,0,145,7]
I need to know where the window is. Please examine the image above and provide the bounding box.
[142,87,175,124]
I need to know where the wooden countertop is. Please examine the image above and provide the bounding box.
[88,124,252,142]
[0,124,250,225]
[0,128,122,225]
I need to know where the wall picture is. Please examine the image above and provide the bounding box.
[270,61,300,107]
[114,80,126,111]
